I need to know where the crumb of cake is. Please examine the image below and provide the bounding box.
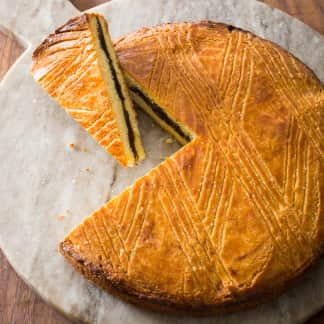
[85,167,91,172]
[69,143,75,149]
[56,215,65,220]
[166,138,174,144]
[82,147,88,152]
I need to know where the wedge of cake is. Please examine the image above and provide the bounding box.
[31,13,144,166]
[58,21,324,314]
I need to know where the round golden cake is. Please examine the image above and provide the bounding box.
[60,21,324,314]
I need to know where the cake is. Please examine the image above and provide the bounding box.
[34,18,323,314]
[31,13,144,167]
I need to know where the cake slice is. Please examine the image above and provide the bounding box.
[31,13,144,166]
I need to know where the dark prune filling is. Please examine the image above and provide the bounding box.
[129,86,192,143]
[96,18,138,161]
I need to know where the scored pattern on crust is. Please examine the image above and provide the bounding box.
[61,22,323,312]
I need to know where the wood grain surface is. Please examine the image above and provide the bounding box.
[0,0,323,323]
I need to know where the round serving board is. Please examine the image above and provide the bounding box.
[0,0,323,323]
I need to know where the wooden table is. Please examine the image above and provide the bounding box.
[0,0,323,322]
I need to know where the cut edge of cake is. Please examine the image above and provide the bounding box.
[86,13,145,166]
[124,72,194,146]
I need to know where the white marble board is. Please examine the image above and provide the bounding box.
[0,0,323,323]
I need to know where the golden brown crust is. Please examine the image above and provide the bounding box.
[32,15,88,65]
[60,21,324,314]
[31,14,142,167]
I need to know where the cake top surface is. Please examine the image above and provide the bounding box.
[61,21,324,313]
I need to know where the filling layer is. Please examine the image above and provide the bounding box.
[95,18,138,161]
[129,85,192,143]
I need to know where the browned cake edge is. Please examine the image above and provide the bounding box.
[59,239,323,316]
[32,15,89,61]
